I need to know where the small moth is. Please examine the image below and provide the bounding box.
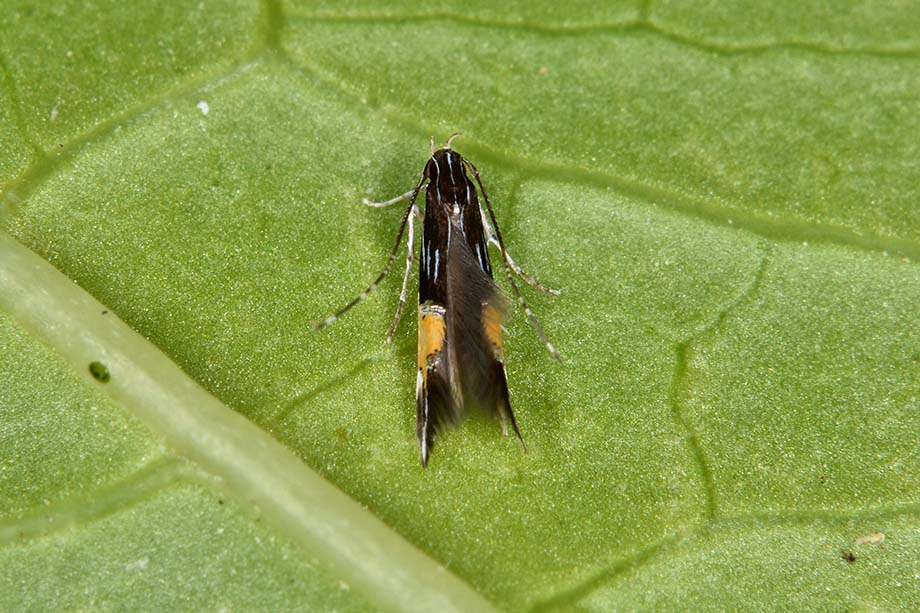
[317,134,559,466]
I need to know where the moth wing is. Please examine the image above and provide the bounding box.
[417,202,463,466]
[480,300,524,446]
[446,223,524,445]
[416,306,463,466]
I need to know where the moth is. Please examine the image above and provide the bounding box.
[317,135,559,466]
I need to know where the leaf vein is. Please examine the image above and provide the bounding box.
[0,457,199,545]
[289,11,920,59]
[276,54,920,262]
[668,248,772,521]
[1,55,268,211]
[0,50,45,166]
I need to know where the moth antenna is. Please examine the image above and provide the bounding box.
[445,132,463,149]
[462,158,562,362]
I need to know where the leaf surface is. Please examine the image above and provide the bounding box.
[2,1,919,610]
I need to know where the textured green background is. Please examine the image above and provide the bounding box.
[2,1,919,610]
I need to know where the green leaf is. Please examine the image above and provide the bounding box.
[2,1,919,610]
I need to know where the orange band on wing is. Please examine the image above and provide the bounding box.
[418,309,447,370]
[482,304,504,354]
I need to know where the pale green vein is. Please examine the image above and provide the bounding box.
[290,12,920,59]
[0,457,201,544]
[536,497,920,610]
[0,230,495,613]
[431,135,920,263]
[534,251,773,609]
[257,0,285,51]
[0,0,285,209]
[668,247,772,521]
[680,246,773,344]
[1,0,283,213]
[287,10,640,36]
[0,50,44,162]
[642,20,920,59]
[531,533,684,612]
[270,352,393,426]
[638,0,652,22]
[719,502,920,529]
[668,343,717,519]
[1,55,266,214]
[277,54,920,262]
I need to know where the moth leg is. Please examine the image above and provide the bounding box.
[462,158,562,362]
[314,176,426,332]
[386,203,418,342]
[479,210,560,296]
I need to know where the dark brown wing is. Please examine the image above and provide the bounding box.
[459,189,493,277]
[416,149,525,466]
[417,192,461,466]
[445,222,522,446]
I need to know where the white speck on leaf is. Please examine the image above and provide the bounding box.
[125,557,149,571]
[50,103,58,122]
[855,532,885,545]
[197,100,210,116]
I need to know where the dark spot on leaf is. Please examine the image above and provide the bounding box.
[334,427,349,444]
[841,550,856,563]
[89,361,110,383]
[818,474,826,483]
[218,498,224,505]
[101,310,108,315]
